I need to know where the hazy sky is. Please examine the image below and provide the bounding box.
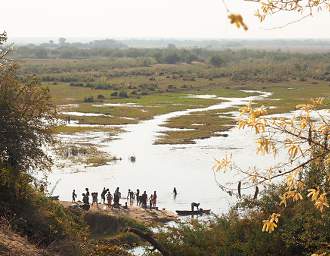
[1,0,329,40]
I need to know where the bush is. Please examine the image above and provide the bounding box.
[84,96,94,102]
[148,181,330,256]
[0,169,88,247]
[118,91,129,98]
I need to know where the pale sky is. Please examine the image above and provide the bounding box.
[1,0,329,40]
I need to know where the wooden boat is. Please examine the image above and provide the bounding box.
[47,195,59,201]
[176,209,211,216]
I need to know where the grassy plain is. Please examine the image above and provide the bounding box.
[37,58,330,144]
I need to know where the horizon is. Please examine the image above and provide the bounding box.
[1,0,330,40]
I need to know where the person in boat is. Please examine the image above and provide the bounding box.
[106,191,113,208]
[101,187,108,204]
[191,202,200,212]
[91,192,98,207]
[152,191,157,208]
[173,187,177,199]
[72,189,77,202]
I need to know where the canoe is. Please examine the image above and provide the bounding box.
[48,195,59,201]
[176,209,211,216]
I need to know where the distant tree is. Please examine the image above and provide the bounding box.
[209,55,224,67]
[58,37,66,46]
[163,52,180,64]
[35,48,48,59]
[118,91,129,98]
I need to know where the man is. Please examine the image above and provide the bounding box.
[72,189,77,202]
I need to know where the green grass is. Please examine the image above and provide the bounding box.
[47,77,330,144]
[53,125,122,134]
[252,81,330,113]
[156,108,237,144]
[46,83,114,105]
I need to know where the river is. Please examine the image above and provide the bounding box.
[49,90,290,214]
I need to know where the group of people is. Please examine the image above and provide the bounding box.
[72,187,159,210]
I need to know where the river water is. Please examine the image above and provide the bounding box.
[49,91,290,214]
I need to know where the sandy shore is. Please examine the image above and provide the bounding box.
[60,201,177,224]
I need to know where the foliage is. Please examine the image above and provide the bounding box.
[0,168,88,246]
[213,98,330,254]
[0,64,57,173]
[146,178,330,256]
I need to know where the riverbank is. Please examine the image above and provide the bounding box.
[60,201,177,225]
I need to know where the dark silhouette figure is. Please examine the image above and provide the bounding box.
[101,187,108,204]
[173,187,177,199]
[106,192,113,208]
[113,187,121,207]
[136,189,140,205]
[141,191,148,208]
[91,192,98,207]
[152,191,157,207]
[191,202,200,212]
[81,193,90,211]
[72,189,77,202]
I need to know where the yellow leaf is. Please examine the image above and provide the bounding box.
[228,14,248,31]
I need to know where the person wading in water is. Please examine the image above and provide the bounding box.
[136,189,140,206]
[101,187,108,204]
[72,189,77,203]
[106,191,113,208]
[152,191,157,208]
[173,187,177,199]
[141,191,148,208]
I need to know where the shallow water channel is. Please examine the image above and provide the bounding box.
[49,91,290,214]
